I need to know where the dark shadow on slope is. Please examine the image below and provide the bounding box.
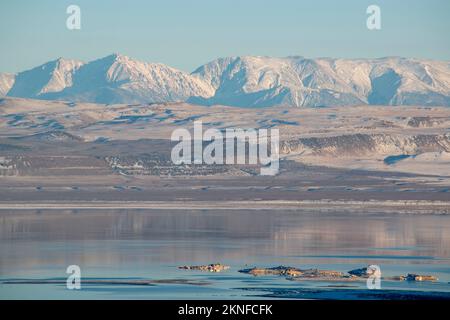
[368,69,401,105]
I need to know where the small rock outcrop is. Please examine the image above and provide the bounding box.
[239,265,439,283]
[406,274,438,282]
[239,266,344,279]
[348,265,381,278]
[178,264,230,273]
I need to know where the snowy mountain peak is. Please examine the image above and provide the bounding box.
[191,56,450,107]
[6,58,83,98]
[1,54,215,104]
[1,55,449,107]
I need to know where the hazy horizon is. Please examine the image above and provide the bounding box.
[1,0,449,73]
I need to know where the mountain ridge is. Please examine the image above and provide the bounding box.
[1,54,449,107]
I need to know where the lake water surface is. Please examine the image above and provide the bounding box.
[1,209,450,299]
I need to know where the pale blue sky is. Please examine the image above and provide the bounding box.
[0,0,449,73]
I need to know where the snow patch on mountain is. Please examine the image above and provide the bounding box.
[0,73,16,97]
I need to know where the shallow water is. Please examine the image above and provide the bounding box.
[0,209,449,299]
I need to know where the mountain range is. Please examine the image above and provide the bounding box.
[1,54,449,107]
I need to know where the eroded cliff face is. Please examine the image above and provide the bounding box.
[281,133,450,157]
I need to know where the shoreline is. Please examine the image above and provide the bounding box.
[0,200,449,214]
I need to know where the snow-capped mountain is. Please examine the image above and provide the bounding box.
[190,56,450,107]
[3,54,214,104]
[1,54,450,107]
[6,58,83,99]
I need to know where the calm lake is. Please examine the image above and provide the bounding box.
[1,209,450,299]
